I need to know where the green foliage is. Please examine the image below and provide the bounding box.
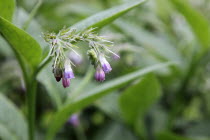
[119,74,161,124]
[0,93,28,140]
[170,0,210,50]
[72,0,146,31]
[157,132,192,140]
[0,17,42,71]
[46,62,173,140]
[1,0,210,140]
[0,0,15,21]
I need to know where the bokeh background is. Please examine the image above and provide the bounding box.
[1,0,210,140]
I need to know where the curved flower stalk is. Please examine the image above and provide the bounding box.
[44,28,120,88]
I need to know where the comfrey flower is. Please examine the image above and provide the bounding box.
[44,27,119,88]
[99,55,112,73]
[95,66,105,82]
[63,59,75,79]
[62,77,70,88]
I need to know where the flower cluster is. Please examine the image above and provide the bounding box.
[44,27,119,88]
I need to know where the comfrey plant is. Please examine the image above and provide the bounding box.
[44,28,120,88]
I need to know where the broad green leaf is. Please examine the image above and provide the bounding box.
[157,132,192,140]
[0,93,28,140]
[119,74,161,125]
[170,0,210,49]
[72,0,146,31]
[0,17,42,69]
[0,0,15,21]
[45,62,174,140]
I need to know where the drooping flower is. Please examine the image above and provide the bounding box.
[63,59,75,79]
[95,66,105,82]
[99,55,112,73]
[62,77,70,88]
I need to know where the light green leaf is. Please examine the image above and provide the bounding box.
[0,0,15,21]
[45,62,174,140]
[170,0,210,49]
[0,93,28,140]
[119,74,161,125]
[72,0,146,31]
[0,17,42,69]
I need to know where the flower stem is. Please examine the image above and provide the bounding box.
[27,77,37,140]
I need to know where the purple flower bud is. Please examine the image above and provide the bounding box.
[64,60,75,79]
[99,55,112,73]
[62,77,70,88]
[68,51,83,65]
[68,114,79,127]
[95,66,105,82]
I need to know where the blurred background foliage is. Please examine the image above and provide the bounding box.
[1,0,210,140]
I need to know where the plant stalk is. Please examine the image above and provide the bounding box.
[27,77,38,140]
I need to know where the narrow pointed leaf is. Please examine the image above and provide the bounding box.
[72,0,146,31]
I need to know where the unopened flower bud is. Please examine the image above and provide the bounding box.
[87,49,97,66]
[53,68,63,82]
[62,77,70,88]
[95,66,105,82]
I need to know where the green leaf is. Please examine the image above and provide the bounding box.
[45,62,174,140]
[0,0,15,21]
[0,17,42,69]
[157,132,192,140]
[119,74,161,125]
[72,0,146,31]
[0,93,28,140]
[170,0,210,49]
